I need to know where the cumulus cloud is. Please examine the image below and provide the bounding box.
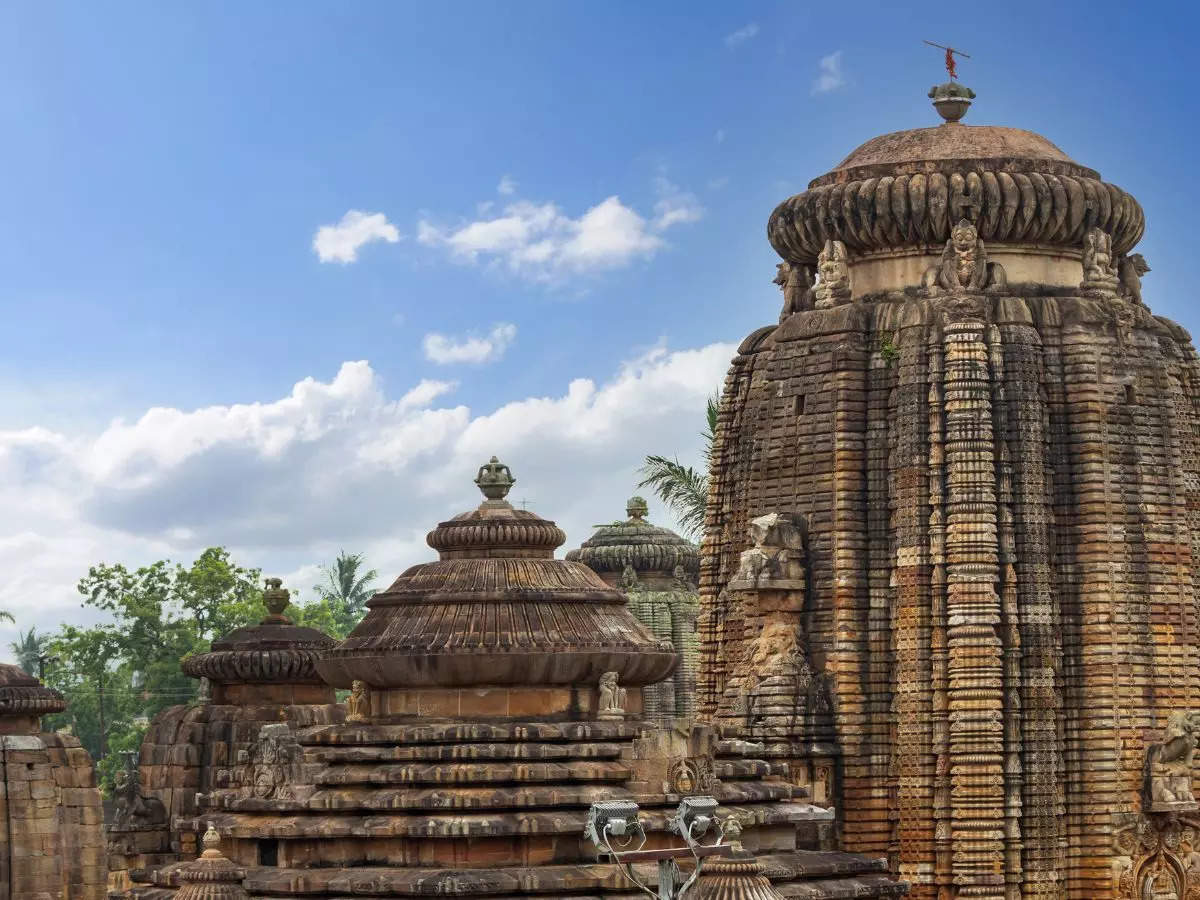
[417,181,701,283]
[813,51,846,94]
[0,343,734,657]
[724,23,759,47]
[422,323,517,365]
[312,210,401,263]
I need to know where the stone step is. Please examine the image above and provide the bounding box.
[300,721,637,746]
[759,851,891,878]
[775,875,908,898]
[185,801,813,841]
[242,863,634,895]
[304,741,625,764]
[224,783,637,812]
[308,760,632,786]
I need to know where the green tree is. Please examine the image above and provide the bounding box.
[638,394,720,539]
[8,626,51,675]
[311,551,378,637]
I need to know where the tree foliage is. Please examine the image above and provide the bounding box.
[637,394,720,539]
[309,551,378,637]
[8,626,50,675]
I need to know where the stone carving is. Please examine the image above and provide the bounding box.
[1115,816,1200,900]
[475,455,516,500]
[775,260,815,320]
[196,676,212,704]
[921,218,1007,296]
[620,564,639,592]
[1119,253,1151,305]
[113,750,167,828]
[226,723,310,802]
[812,240,851,308]
[1146,713,1200,812]
[1080,226,1121,296]
[729,513,806,589]
[345,679,370,724]
[597,671,627,721]
[668,755,717,794]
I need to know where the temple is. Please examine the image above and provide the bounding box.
[119,459,905,898]
[702,78,1197,899]
[567,496,701,723]
[0,662,105,900]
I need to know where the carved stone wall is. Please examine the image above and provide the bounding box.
[702,291,1200,899]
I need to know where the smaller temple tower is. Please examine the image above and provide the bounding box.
[567,495,701,722]
[113,578,341,883]
[0,663,105,900]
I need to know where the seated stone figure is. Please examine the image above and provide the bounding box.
[922,219,1007,296]
[597,671,627,720]
[113,752,168,828]
[1145,711,1200,811]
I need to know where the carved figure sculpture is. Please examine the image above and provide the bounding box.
[922,219,1007,295]
[620,564,639,593]
[812,241,851,308]
[597,671,627,720]
[730,512,806,588]
[1119,253,1151,305]
[1145,712,1200,811]
[775,260,815,320]
[1082,227,1119,284]
[345,680,370,724]
[113,751,168,828]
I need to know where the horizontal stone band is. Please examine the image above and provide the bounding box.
[768,169,1144,261]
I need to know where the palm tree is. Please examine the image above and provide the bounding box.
[8,626,48,675]
[315,552,378,634]
[638,394,720,540]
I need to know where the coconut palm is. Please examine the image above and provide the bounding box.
[8,625,48,674]
[315,551,379,635]
[638,394,720,540]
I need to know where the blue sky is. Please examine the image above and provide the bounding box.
[0,1,1196,649]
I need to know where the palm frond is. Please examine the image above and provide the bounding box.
[637,455,708,539]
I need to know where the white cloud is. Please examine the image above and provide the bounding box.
[422,323,517,365]
[497,175,518,196]
[0,344,734,660]
[312,210,401,264]
[724,23,759,47]
[418,181,701,282]
[652,178,704,231]
[813,51,846,94]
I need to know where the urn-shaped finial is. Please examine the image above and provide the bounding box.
[262,577,291,620]
[475,456,515,501]
[626,495,649,521]
[928,81,976,123]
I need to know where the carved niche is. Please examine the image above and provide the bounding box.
[224,723,310,801]
[812,240,851,309]
[1115,816,1200,900]
[728,512,806,590]
[922,218,1007,296]
[1081,225,1121,296]
[597,671,627,721]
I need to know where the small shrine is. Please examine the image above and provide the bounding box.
[567,495,701,722]
[111,578,341,886]
[0,662,105,900]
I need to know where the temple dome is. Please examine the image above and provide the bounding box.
[0,662,66,717]
[768,82,1144,262]
[181,578,335,685]
[566,495,700,581]
[316,458,678,689]
[818,124,1092,185]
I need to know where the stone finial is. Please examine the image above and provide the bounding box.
[262,578,291,620]
[475,456,515,501]
[626,495,649,521]
[202,822,222,858]
[929,81,976,123]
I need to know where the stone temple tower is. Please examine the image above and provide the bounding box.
[701,80,1199,899]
